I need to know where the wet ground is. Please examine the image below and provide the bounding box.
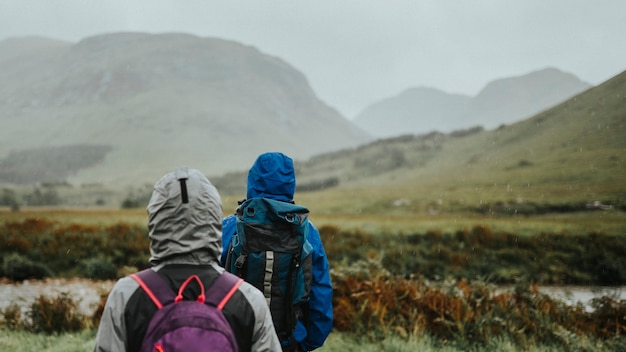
[0,278,115,316]
[538,285,625,311]
[0,279,623,316]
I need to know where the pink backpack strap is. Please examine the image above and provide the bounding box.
[130,269,175,309]
[131,269,243,311]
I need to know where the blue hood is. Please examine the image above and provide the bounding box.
[246,152,295,203]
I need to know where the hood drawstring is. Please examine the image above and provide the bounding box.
[176,167,190,204]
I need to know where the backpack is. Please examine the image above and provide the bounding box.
[130,269,243,352]
[225,197,313,349]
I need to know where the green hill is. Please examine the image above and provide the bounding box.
[0,145,112,184]
[0,34,370,187]
[1,34,623,212]
[214,70,626,216]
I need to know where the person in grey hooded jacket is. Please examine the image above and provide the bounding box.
[94,167,281,352]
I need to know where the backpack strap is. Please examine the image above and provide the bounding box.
[206,271,244,311]
[131,269,243,311]
[130,269,175,310]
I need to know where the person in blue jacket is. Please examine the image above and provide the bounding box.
[220,152,333,352]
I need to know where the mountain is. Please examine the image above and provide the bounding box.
[466,67,593,129]
[353,68,591,137]
[214,69,626,214]
[0,33,371,187]
[350,87,471,138]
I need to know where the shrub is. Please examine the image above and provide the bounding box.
[331,266,626,349]
[91,290,110,328]
[121,197,143,209]
[297,177,340,192]
[84,257,118,280]
[26,293,86,334]
[1,303,23,330]
[2,253,53,281]
[0,188,21,211]
[322,227,626,286]
[22,187,62,206]
[120,186,151,209]
[450,126,484,137]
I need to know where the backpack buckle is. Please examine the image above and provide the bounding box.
[235,254,247,269]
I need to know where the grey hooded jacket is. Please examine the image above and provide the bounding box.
[94,167,281,352]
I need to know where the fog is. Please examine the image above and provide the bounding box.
[1,0,625,117]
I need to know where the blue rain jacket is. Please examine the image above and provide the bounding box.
[221,152,333,351]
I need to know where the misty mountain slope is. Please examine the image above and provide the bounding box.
[0,36,70,75]
[353,67,592,138]
[390,69,621,185]
[352,87,471,138]
[0,33,371,186]
[466,67,592,129]
[259,69,625,214]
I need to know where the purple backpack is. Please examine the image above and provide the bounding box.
[131,269,243,352]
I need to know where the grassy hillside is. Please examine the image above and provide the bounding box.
[2,61,624,214]
[0,34,370,187]
[396,69,625,205]
[215,70,625,220]
[0,145,112,184]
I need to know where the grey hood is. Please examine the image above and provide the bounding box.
[147,167,223,266]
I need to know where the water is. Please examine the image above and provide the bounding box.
[538,285,625,311]
[0,278,114,315]
[0,279,623,315]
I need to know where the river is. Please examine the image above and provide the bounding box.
[538,285,625,311]
[0,279,623,316]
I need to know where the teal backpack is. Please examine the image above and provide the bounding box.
[225,197,313,348]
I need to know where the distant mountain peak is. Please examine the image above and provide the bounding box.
[353,68,592,137]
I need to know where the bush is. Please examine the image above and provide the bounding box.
[1,303,23,330]
[84,257,118,280]
[2,253,53,281]
[26,293,86,334]
[120,185,151,209]
[91,291,110,328]
[331,265,626,349]
[0,188,21,211]
[22,187,62,206]
[0,219,150,278]
[321,227,626,286]
[594,256,625,285]
[297,177,340,192]
[121,197,143,209]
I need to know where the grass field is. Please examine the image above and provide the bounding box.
[3,203,624,238]
[1,320,623,351]
[2,204,622,346]
[0,207,147,227]
[307,211,626,237]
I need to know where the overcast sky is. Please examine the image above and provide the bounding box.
[1,0,625,118]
